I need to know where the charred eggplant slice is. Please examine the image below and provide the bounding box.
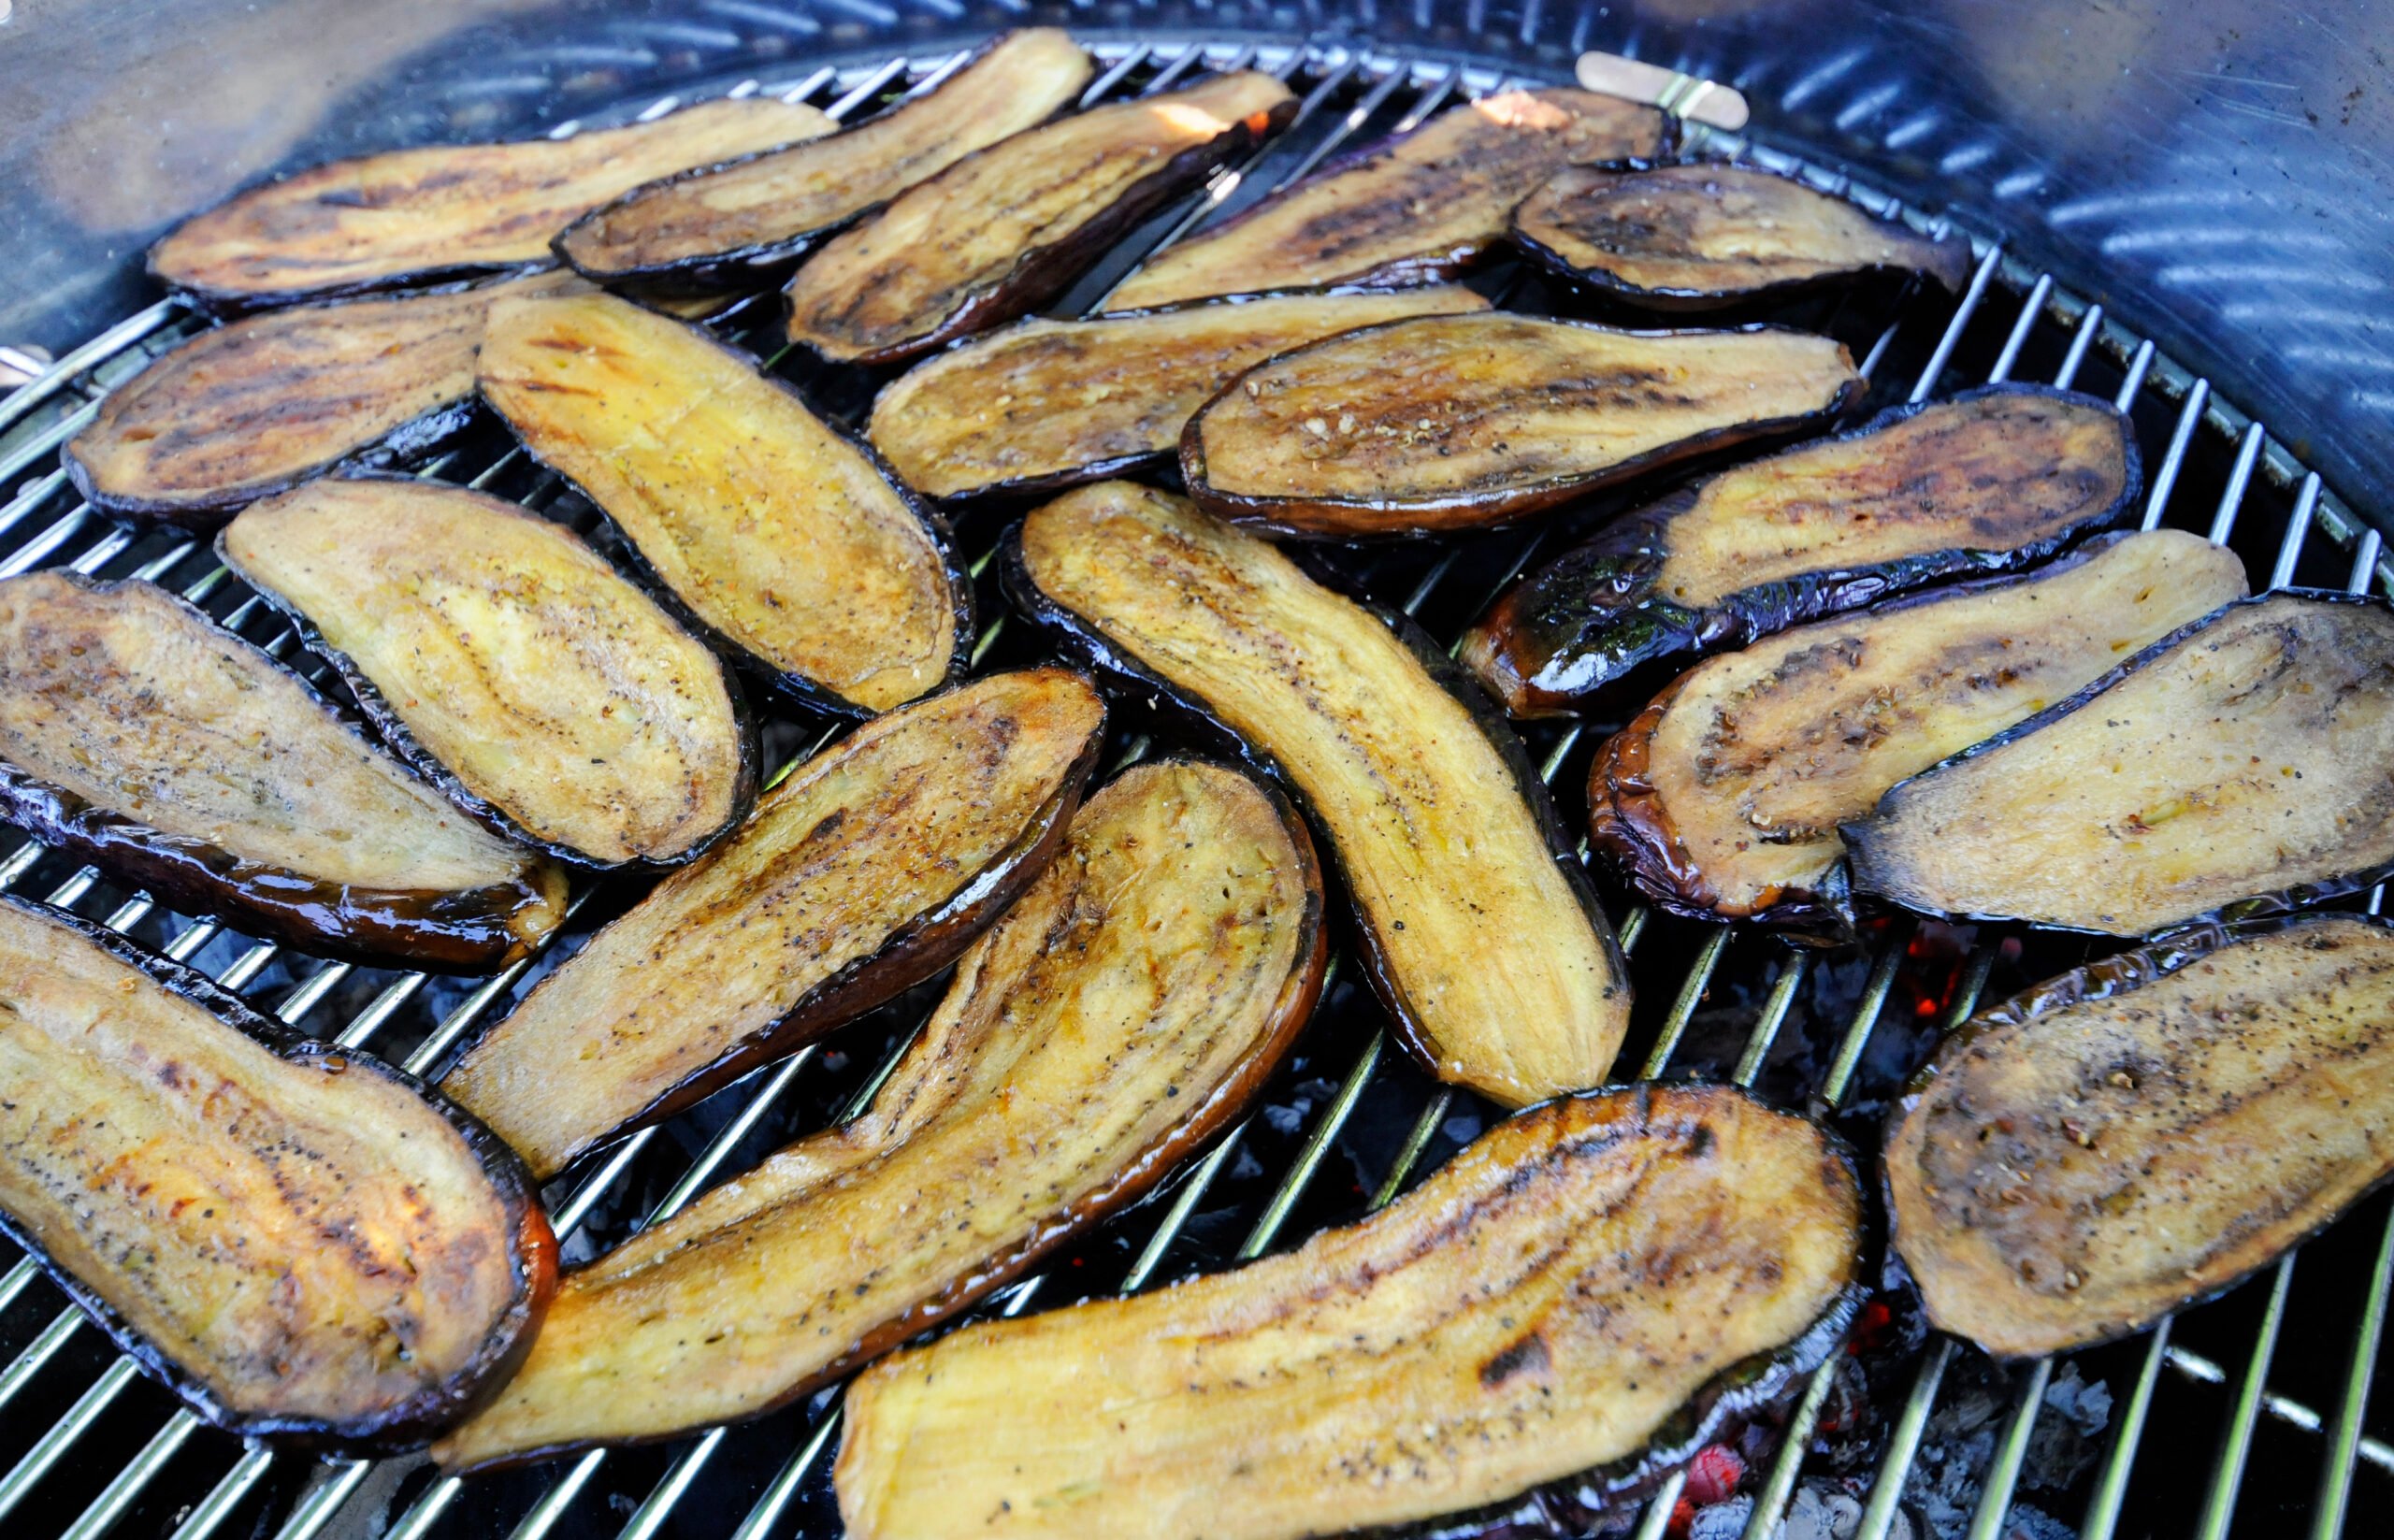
[0,894,554,1451]
[1182,314,1861,538]
[1462,386,2142,716]
[442,669,1106,1179]
[1590,531,2247,934]
[1008,482,1627,1107]
[149,98,833,308]
[220,480,753,870]
[784,72,1298,365]
[1103,88,1667,311]
[837,1084,1862,1540]
[433,758,1326,1472]
[1847,591,2394,935]
[478,291,967,715]
[556,30,1093,288]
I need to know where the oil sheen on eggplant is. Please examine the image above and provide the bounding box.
[784,71,1297,365]
[1182,314,1861,538]
[150,97,834,307]
[1103,89,1667,311]
[0,895,555,1450]
[220,480,751,869]
[441,669,1106,1179]
[836,1084,1862,1540]
[1846,592,2394,935]
[556,30,1093,287]
[1008,482,1626,1107]
[1461,387,2142,716]
[432,758,1325,1472]
[1590,531,2247,933]
[478,290,965,714]
[0,573,566,971]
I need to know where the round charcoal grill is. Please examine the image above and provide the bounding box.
[0,14,2388,1540]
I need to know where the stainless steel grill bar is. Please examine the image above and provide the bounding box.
[0,298,182,435]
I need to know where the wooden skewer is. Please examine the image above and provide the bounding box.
[1574,50,1750,131]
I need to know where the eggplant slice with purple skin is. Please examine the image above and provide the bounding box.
[478,290,968,716]
[1462,385,2143,717]
[1589,530,2248,936]
[835,1084,1863,1540]
[433,757,1327,1473]
[441,669,1107,1180]
[1102,88,1668,312]
[1846,590,2394,936]
[0,892,555,1453]
[1181,313,1861,539]
[784,71,1298,365]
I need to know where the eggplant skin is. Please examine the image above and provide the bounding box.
[432,758,1327,1473]
[1181,314,1862,539]
[785,72,1299,366]
[1462,385,2143,718]
[836,1084,1863,1540]
[0,893,555,1454]
[440,669,1108,1180]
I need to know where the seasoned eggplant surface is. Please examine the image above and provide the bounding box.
[1182,314,1861,537]
[434,760,1325,1471]
[0,896,554,1450]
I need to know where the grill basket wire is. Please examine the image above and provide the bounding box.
[0,35,2387,1540]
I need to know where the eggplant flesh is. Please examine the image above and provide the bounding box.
[433,758,1326,1472]
[784,72,1298,365]
[1103,89,1667,312]
[442,669,1106,1179]
[478,291,966,715]
[836,1085,1862,1540]
[220,480,751,870]
[1590,531,2248,934]
[1182,314,1861,538]
[1009,481,1626,1108]
[1462,386,2142,717]
[0,894,555,1450]
[1846,591,2394,936]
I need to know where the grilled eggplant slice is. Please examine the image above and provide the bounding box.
[150,98,834,308]
[1590,531,2247,934]
[442,669,1106,1179]
[220,480,753,870]
[1182,314,1861,538]
[1008,482,1626,1107]
[867,286,1488,500]
[1463,387,2142,716]
[1847,591,2394,936]
[0,573,565,972]
[478,291,967,715]
[1103,89,1667,312]
[0,894,554,1451]
[433,758,1326,1472]
[784,72,1298,365]
[556,30,1093,289]
[837,1084,1862,1540]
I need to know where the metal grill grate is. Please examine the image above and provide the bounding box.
[0,35,2387,1540]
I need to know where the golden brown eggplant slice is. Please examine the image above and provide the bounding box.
[1182,314,1861,538]
[1007,482,1627,1107]
[836,1084,1862,1540]
[1463,386,2142,716]
[0,894,555,1451]
[219,480,753,870]
[556,30,1094,288]
[1846,591,2394,935]
[1103,88,1667,311]
[478,291,967,715]
[432,758,1326,1472]
[149,97,834,307]
[442,669,1106,1179]
[866,286,1488,499]
[784,72,1298,365]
